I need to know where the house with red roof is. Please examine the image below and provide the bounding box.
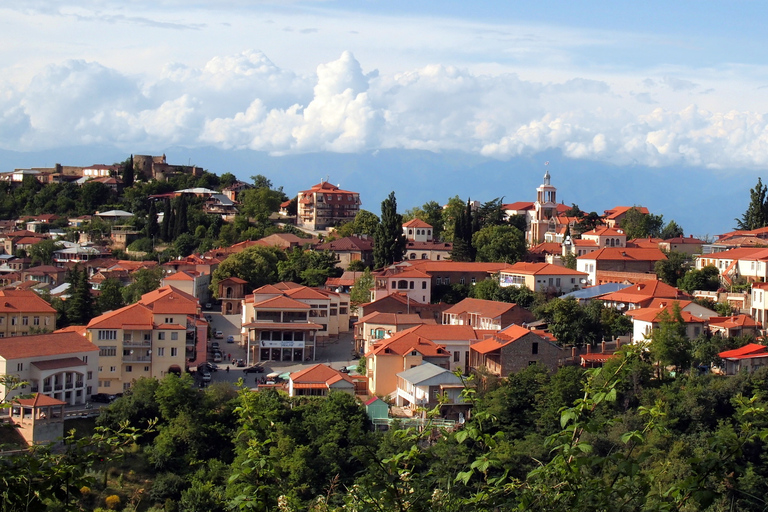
[371,266,432,304]
[366,326,451,397]
[498,262,588,294]
[86,288,194,393]
[406,324,493,374]
[625,300,709,343]
[580,226,627,249]
[288,364,355,397]
[469,324,564,376]
[296,180,361,231]
[659,235,705,256]
[718,344,768,375]
[358,292,448,324]
[162,270,211,303]
[355,312,433,354]
[405,260,516,290]
[0,289,57,337]
[577,247,667,286]
[401,219,453,261]
[597,279,689,311]
[708,315,760,338]
[0,331,99,405]
[695,247,768,286]
[315,235,374,269]
[442,297,533,331]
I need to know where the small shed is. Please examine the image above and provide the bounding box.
[364,396,389,423]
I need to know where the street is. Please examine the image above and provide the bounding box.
[197,309,358,388]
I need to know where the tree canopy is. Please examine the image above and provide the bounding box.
[373,191,406,268]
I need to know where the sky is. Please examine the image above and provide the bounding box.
[1,1,768,233]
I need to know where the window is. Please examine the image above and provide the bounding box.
[22,316,28,326]
[11,317,16,325]
[33,316,39,326]
[103,381,111,388]
[45,317,50,326]
[532,342,539,355]
[157,347,165,356]
[126,365,132,372]
[165,317,173,324]
[171,332,178,340]
[471,277,476,284]
[83,356,88,363]
[110,366,116,372]
[98,330,117,341]
[411,351,418,356]
[144,366,150,372]
[422,282,427,289]
[99,346,117,357]
[460,277,465,284]
[87,371,92,380]
[453,351,460,362]
[16,362,22,371]
[157,332,165,340]
[171,347,178,357]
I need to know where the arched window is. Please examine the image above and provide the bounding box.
[397,280,408,289]
[409,253,416,259]
[421,253,427,259]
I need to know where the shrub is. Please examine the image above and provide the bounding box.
[105,494,121,510]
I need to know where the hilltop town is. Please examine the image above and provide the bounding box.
[2,154,768,510]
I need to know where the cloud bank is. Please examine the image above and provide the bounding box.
[2,49,768,170]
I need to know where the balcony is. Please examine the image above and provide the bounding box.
[123,354,152,362]
[123,339,151,348]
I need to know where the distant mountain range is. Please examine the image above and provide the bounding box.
[0,145,758,238]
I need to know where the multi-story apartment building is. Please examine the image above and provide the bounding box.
[296,180,360,231]
[86,286,199,392]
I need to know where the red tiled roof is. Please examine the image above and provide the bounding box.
[290,364,353,386]
[443,297,519,318]
[708,315,760,329]
[0,332,98,360]
[87,302,154,329]
[503,201,535,211]
[0,289,56,313]
[577,247,667,262]
[405,261,515,273]
[502,262,587,276]
[316,235,374,252]
[719,343,768,359]
[403,219,432,228]
[604,206,649,220]
[14,393,67,407]
[470,324,540,354]
[32,357,86,370]
[139,286,199,314]
[625,301,706,323]
[368,326,449,357]
[252,295,311,310]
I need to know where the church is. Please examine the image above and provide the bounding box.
[502,167,571,245]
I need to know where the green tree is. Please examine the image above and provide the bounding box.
[277,248,341,286]
[28,238,62,265]
[472,224,526,263]
[451,198,476,262]
[735,176,768,230]
[678,265,721,293]
[653,250,689,286]
[146,199,160,240]
[122,266,164,304]
[97,278,125,314]
[441,195,466,243]
[123,154,135,187]
[211,245,287,296]
[373,191,406,268]
[660,219,684,239]
[349,268,374,312]
[648,302,691,374]
[536,296,603,347]
[619,206,664,239]
[66,266,94,325]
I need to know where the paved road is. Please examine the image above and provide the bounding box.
[195,309,358,388]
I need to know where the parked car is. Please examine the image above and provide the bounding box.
[236,359,246,367]
[243,365,265,374]
[198,362,218,373]
[213,330,223,339]
[213,352,222,363]
[201,371,212,382]
[205,302,212,309]
[226,335,235,343]
[211,341,220,350]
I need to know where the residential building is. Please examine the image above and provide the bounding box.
[357,293,447,324]
[0,290,57,337]
[503,168,570,244]
[469,324,564,376]
[287,364,355,397]
[597,279,689,311]
[708,315,760,338]
[355,312,432,354]
[296,180,361,231]
[603,206,650,228]
[659,235,705,255]
[371,267,432,304]
[718,344,768,375]
[442,297,534,330]
[366,326,451,398]
[406,324,492,374]
[498,262,588,294]
[86,293,191,393]
[751,282,768,329]
[315,235,374,269]
[695,247,768,286]
[401,219,453,261]
[405,260,516,289]
[580,226,627,249]
[576,247,667,285]
[394,362,466,410]
[162,270,211,304]
[0,331,99,405]
[625,300,709,343]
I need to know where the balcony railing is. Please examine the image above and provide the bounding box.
[123,354,152,362]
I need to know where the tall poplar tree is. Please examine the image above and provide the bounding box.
[735,177,768,230]
[373,191,406,269]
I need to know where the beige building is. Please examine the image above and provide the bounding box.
[0,290,57,337]
[0,331,99,405]
[86,292,193,393]
[498,262,588,294]
[296,180,361,231]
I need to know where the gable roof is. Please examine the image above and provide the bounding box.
[577,247,667,262]
[604,206,649,220]
[708,315,760,330]
[443,297,519,319]
[0,331,98,360]
[368,326,450,357]
[316,235,374,252]
[719,343,768,359]
[470,324,544,354]
[0,289,56,314]
[356,312,429,326]
[597,279,686,303]
[501,262,587,276]
[625,300,706,323]
[403,219,433,229]
[290,363,354,386]
[253,295,311,310]
[396,362,463,385]
[87,302,154,330]
[139,285,199,314]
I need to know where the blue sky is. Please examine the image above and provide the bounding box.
[0,1,766,234]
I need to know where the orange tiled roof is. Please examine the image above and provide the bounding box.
[368,326,449,357]
[253,295,311,310]
[443,297,519,319]
[87,302,154,330]
[403,219,433,229]
[0,331,98,360]
[709,315,760,329]
[502,262,587,276]
[290,363,353,386]
[14,393,67,407]
[470,324,540,354]
[0,289,56,313]
[577,247,667,262]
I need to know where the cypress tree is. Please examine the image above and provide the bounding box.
[161,200,172,241]
[373,191,406,269]
[146,200,159,241]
